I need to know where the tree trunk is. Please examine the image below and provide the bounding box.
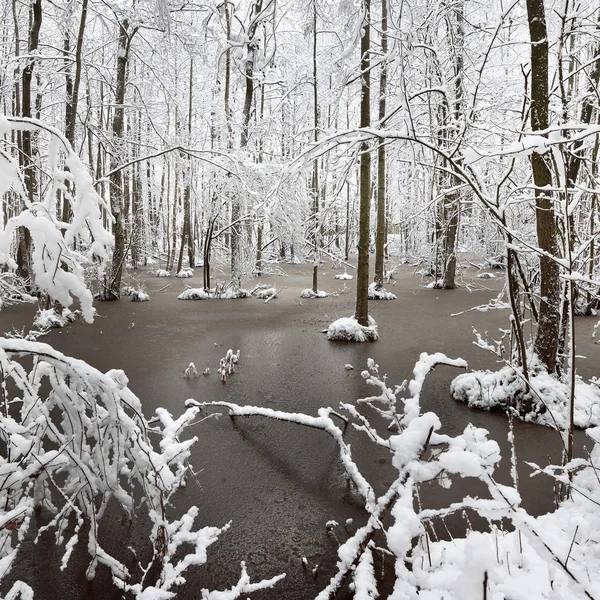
[16,0,42,283]
[374,0,388,290]
[526,0,561,372]
[106,19,133,299]
[355,0,371,327]
[311,0,320,293]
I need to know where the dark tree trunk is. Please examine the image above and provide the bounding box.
[106,19,133,299]
[374,0,387,290]
[526,0,561,372]
[355,0,372,327]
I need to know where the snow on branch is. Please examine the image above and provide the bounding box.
[0,339,279,599]
[0,115,113,322]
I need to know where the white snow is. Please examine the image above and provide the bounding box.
[130,290,149,302]
[368,282,397,300]
[451,356,600,428]
[176,268,194,278]
[254,287,277,299]
[300,288,330,298]
[156,269,171,277]
[327,316,378,342]
[335,272,353,280]
[178,288,208,300]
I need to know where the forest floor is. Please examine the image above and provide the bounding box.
[1,254,598,599]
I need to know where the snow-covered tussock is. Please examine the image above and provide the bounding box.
[451,356,600,428]
[178,288,208,300]
[130,290,149,302]
[334,272,353,280]
[367,282,397,300]
[254,287,277,299]
[300,288,330,298]
[327,316,378,342]
[176,268,194,278]
[156,269,171,277]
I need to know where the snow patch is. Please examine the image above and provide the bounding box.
[367,282,397,300]
[300,289,330,299]
[451,357,600,428]
[334,272,353,280]
[327,316,378,342]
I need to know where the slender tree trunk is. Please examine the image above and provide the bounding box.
[106,19,133,299]
[374,0,388,290]
[526,0,561,372]
[355,0,372,327]
[16,0,42,282]
[232,0,264,291]
[311,0,320,293]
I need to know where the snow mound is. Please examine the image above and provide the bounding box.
[131,290,149,302]
[156,269,171,277]
[335,272,353,280]
[176,268,194,278]
[33,308,72,329]
[178,288,208,300]
[220,288,251,299]
[255,287,277,299]
[300,288,330,298]
[476,272,496,279]
[368,282,397,300]
[327,316,378,342]
[451,358,600,428]
[426,280,444,289]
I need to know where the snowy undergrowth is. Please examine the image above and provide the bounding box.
[327,316,378,342]
[176,268,194,278]
[32,307,76,329]
[0,116,282,600]
[156,269,171,277]
[254,287,277,299]
[334,272,353,280]
[367,282,397,300]
[300,288,330,299]
[0,340,283,600]
[195,353,600,599]
[451,354,600,428]
[177,287,251,300]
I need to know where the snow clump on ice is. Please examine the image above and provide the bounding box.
[451,355,600,428]
[300,288,330,299]
[176,268,194,278]
[367,282,397,300]
[254,287,277,299]
[327,316,378,342]
[130,290,149,302]
[178,288,208,300]
[334,272,353,280]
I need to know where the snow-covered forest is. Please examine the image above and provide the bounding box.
[1,0,600,598]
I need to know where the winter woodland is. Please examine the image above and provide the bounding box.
[1,0,600,598]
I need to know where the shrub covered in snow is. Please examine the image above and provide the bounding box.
[327,315,378,342]
[367,282,397,300]
[254,287,277,299]
[130,289,149,302]
[156,269,171,277]
[178,287,209,300]
[334,272,353,280]
[476,272,496,279]
[32,308,71,329]
[300,288,330,299]
[451,355,600,428]
[176,268,194,278]
[196,353,600,598]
